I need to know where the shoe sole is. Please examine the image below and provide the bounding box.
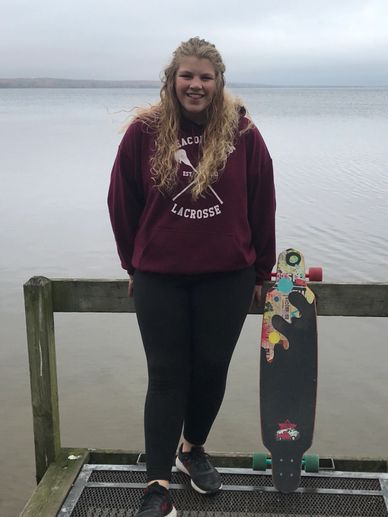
[175,457,222,494]
[167,508,177,517]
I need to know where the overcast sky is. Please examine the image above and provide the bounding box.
[1,0,388,86]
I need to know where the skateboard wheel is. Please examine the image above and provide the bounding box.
[303,454,320,473]
[307,267,323,282]
[252,452,269,471]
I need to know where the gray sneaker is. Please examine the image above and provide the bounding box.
[135,482,176,517]
[175,444,222,494]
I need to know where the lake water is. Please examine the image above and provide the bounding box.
[1,87,388,515]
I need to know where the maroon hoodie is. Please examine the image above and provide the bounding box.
[108,114,276,284]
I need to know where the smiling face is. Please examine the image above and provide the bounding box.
[174,56,217,124]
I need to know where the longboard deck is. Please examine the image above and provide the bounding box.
[260,248,318,493]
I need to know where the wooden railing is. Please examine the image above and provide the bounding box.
[23,277,388,483]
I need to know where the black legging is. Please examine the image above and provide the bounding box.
[133,266,256,481]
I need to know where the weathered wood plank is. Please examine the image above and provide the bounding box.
[49,278,388,317]
[24,277,61,482]
[307,283,388,317]
[18,448,89,517]
[52,278,135,313]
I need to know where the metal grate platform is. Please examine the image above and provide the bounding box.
[58,464,388,517]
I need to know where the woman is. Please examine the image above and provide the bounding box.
[108,37,276,517]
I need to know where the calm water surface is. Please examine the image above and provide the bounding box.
[1,87,388,515]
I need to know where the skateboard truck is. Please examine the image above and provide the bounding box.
[252,452,320,473]
[270,267,323,282]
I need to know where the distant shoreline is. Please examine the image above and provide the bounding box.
[0,78,385,89]
[0,78,161,88]
[0,77,269,88]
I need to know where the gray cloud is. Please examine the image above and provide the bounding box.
[1,0,387,85]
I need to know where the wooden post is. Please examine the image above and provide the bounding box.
[24,277,61,483]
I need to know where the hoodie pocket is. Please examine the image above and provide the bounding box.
[137,227,253,274]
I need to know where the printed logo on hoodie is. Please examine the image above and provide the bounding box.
[170,147,223,220]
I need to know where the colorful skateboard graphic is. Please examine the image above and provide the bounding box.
[258,248,320,493]
[261,249,316,363]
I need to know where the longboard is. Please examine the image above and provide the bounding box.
[259,248,319,493]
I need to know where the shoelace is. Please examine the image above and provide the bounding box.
[190,447,212,469]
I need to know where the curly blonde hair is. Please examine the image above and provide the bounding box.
[134,37,251,199]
